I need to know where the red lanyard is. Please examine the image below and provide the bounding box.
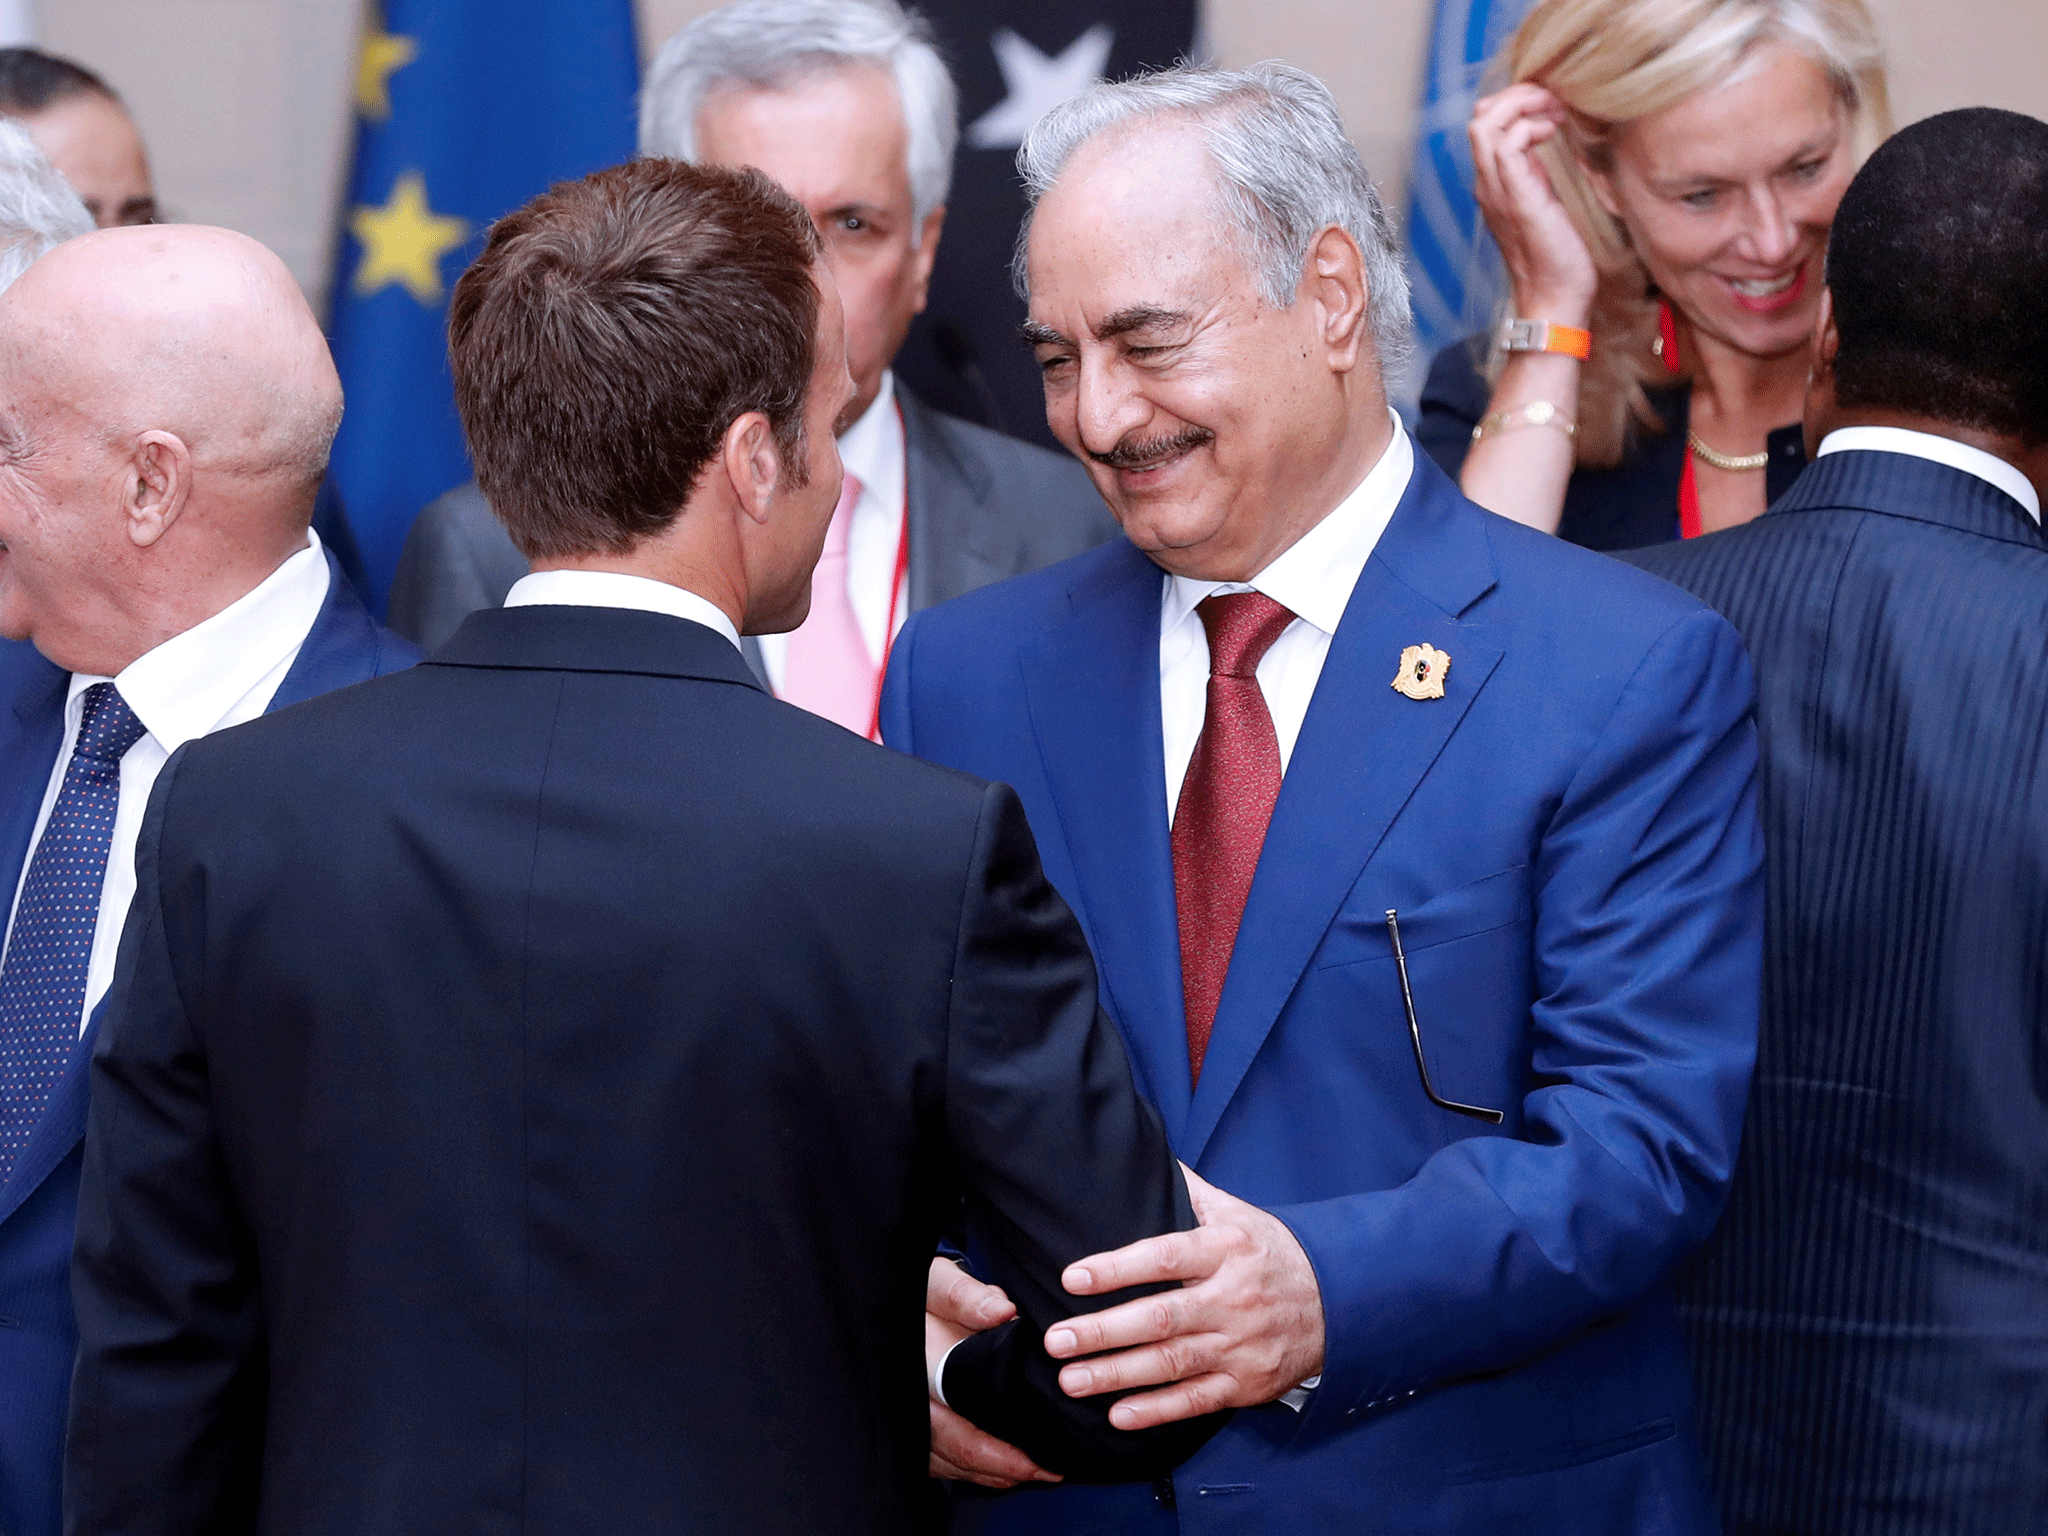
[862,400,912,742]
[1660,302,1704,541]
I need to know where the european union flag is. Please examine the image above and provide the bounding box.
[1402,0,1536,390]
[327,2,639,613]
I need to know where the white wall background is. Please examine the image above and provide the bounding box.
[32,0,2048,313]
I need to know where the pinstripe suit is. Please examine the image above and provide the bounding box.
[1627,442,2048,1535]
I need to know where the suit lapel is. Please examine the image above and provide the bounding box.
[1183,460,1506,1161]
[0,646,66,912]
[270,549,394,708]
[1021,544,1195,1141]
[902,390,1007,613]
[0,649,70,1224]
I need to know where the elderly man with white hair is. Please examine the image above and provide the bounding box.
[0,214,417,1536]
[886,63,1763,1533]
[390,0,1114,743]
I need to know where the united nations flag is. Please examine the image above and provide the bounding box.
[1400,0,1537,395]
[327,2,638,613]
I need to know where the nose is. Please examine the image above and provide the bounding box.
[1736,184,1798,267]
[1071,353,1150,461]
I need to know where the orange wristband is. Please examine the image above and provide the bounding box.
[1499,318,1592,361]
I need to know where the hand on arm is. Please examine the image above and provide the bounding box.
[925,1259,1062,1488]
[1461,84,1598,533]
[1047,1168,1325,1431]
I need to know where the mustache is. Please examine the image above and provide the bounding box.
[1089,425,1213,471]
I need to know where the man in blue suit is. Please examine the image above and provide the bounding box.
[0,224,417,1536]
[1628,109,2048,1534]
[885,64,1763,1531]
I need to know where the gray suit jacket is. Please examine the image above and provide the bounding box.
[387,388,1121,665]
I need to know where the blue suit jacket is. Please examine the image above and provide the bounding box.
[0,552,417,1536]
[881,453,1764,1534]
[1627,450,2048,1534]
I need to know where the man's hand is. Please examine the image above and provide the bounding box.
[1046,1166,1325,1430]
[925,1257,1063,1488]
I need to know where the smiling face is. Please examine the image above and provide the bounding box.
[696,62,940,429]
[1024,121,1383,582]
[1589,43,1854,363]
[18,90,156,228]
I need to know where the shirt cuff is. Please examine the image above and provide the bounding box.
[1278,1374,1322,1413]
[931,1336,967,1408]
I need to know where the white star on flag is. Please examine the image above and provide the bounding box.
[966,24,1116,150]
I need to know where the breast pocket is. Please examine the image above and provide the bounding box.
[1310,865,1534,1139]
[1316,864,1532,969]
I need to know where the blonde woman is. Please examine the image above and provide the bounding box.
[1415,0,1888,547]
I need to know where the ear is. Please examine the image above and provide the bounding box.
[1583,160,1623,222]
[1304,224,1369,374]
[1801,286,1840,461]
[1810,285,1839,380]
[719,410,784,528]
[909,205,945,316]
[124,431,192,549]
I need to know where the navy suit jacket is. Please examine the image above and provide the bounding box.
[1626,449,2048,1534]
[0,552,417,1536]
[63,604,1221,1536]
[882,452,1765,1533]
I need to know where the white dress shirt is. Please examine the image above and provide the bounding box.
[2,532,332,1035]
[1160,412,1415,815]
[1816,424,2041,522]
[503,568,742,651]
[755,370,909,691]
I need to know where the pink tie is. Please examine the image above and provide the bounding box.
[781,472,881,737]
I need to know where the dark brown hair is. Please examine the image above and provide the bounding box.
[449,157,822,559]
[0,48,120,116]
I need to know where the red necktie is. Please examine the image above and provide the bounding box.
[1172,592,1296,1082]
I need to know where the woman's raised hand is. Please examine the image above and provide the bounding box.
[1468,83,1598,325]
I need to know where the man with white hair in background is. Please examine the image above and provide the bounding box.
[390,0,1114,741]
[0,221,416,1536]
[885,64,1763,1531]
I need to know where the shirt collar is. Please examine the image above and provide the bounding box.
[69,530,331,752]
[1163,411,1415,637]
[1818,425,2041,522]
[503,568,743,652]
[835,369,900,491]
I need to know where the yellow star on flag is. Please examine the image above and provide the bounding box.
[357,14,418,120]
[351,171,468,305]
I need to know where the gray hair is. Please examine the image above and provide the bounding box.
[638,0,958,237]
[0,119,90,293]
[1015,63,1412,369]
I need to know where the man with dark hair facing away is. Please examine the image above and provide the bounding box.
[63,157,1221,1536]
[1629,106,2048,1536]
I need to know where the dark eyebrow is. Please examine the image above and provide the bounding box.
[1019,319,1069,348]
[1096,305,1188,341]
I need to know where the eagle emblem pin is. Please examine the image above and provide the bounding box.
[1392,643,1450,701]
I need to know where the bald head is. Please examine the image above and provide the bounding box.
[0,225,342,673]
[5,225,340,489]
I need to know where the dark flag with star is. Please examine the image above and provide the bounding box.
[327,2,638,612]
[894,3,1197,452]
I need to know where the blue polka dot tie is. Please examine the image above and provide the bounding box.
[0,683,146,1184]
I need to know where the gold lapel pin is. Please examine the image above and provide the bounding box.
[1392,643,1450,701]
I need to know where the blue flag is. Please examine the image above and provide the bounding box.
[327,2,639,613]
[1402,0,1536,386]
